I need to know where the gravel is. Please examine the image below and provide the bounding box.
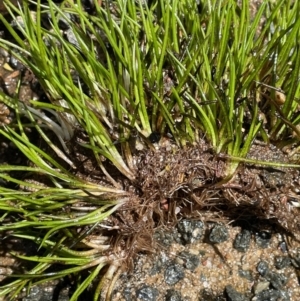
[208,223,229,244]
[257,260,270,277]
[177,219,205,244]
[164,263,185,286]
[253,289,290,301]
[275,256,291,270]
[111,222,300,301]
[233,229,252,252]
[267,271,287,290]
[1,1,300,301]
[136,285,159,301]
[178,251,200,271]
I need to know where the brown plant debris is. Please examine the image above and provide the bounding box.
[104,140,300,269]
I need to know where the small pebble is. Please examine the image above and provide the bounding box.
[253,289,290,301]
[136,285,159,301]
[233,229,251,252]
[9,54,24,70]
[274,256,290,270]
[253,281,270,294]
[278,290,291,301]
[266,272,287,290]
[179,251,200,271]
[209,223,229,244]
[0,48,9,58]
[148,132,161,143]
[255,231,272,248]
[164,263,185,285]
[177,219,205,244]
[150,261,163,276]
[150,252,169,275]
[257,261,269,277]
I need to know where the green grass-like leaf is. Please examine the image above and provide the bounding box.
[0,0,300,299]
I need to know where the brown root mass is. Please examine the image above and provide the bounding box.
[106,139,300,267]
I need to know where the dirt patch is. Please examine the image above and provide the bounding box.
[112,223,300,301]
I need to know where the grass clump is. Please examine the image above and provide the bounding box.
[0,0,300,299]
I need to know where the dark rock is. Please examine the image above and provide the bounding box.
[164,263,185,285]
[257,261,287,290]
[21,282,70,301]
[255,231,272,248]
[41,11,73,30]
[198,289,218,301]
[233,229,251,252]
[42,9,78,29]
[257,261,269,277]
[136,285,159,301]
[254,289,290,301]
[150,262,162,275]
[40,12,53,29]
[57,12,74,30]
[274,256,290,270]
[266,272,287,290]
[238,268,253,281]
[177,219,205,244]
[81,0,97,14]
[225,285,249,301]
[165,289,182,301]
[179,251,200,271]
[9,54,24,70]
[148,132,161,143]
[150,252,169,275]
[209,223,229,244]
[253,289,279,301]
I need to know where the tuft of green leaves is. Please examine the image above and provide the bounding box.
[0,0,300,299]
[1,0,300,177]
